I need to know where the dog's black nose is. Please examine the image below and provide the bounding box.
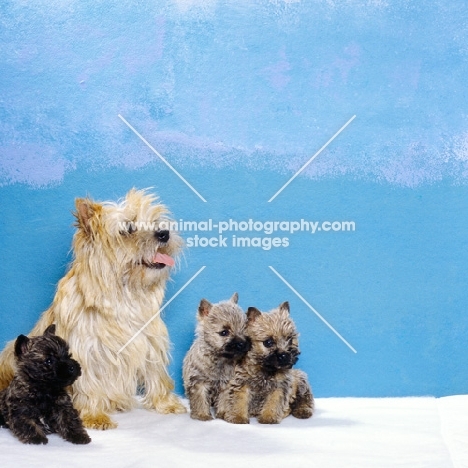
[155,230,170,243]
[224,338,251,357]
[68,360,81,377]
[277,352,289,364]
[234,341,247,351]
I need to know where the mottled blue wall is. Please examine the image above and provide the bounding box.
[1,0,467,397]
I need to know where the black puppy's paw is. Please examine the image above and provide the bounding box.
[67,431,91,445]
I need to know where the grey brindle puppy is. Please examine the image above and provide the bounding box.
[219,302,314,424]
[183,293,251,421]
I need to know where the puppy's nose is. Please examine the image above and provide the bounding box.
[227,338,250,354]
[277,352,289,364]
[234,341,247,351]
[68,361,81,376]
[155,230,170,243]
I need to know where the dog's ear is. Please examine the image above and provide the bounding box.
[44,324,56,336]
[230,292,239,304]
[278,301,290,315]
[247,307,261,323]
[14,335,30,358]
[74,198,98,233]
[198,299,212,318]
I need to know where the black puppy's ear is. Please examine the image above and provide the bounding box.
[247,307,261,323]
[14,335,30,358]
[44,324,56,336]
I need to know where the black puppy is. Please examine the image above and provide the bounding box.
[0,324,91,444]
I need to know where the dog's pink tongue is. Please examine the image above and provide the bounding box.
[152,253,175,267]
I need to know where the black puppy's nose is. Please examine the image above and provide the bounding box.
[156,230,170,243]
[68,360,81,376]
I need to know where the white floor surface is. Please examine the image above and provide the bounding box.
[0,396,466,468]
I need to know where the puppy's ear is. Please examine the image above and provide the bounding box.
[74,197,99,234]
[247,307,261,323]
[44,324,56,336]
[198,299,212,318]
[14,335,30,358]
[278,302,290,315]
[230,292,239,304]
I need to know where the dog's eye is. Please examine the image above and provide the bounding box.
[219,330,230,337]
[263,338,275,348]
[119,222,137,236]
[45,357,54,366]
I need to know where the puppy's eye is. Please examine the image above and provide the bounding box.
[45,357,54,366]
[219,330,230,337]
[263,338,275,348]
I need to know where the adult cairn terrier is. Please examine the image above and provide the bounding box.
[0,189,185,429]
[183,293,251,421]
[0,325,91,445]
[220,302,314,424]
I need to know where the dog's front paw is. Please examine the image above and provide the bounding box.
[223,414,250,425]
[291,406,313,419]
[150,394,187,414]
[25,434,48,445]
[67,431,92,444]
[214,410,225,420]
[190,412,213,421]
[258,414,281,424]
[81,413,117,430]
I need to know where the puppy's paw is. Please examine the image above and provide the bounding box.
[292,406,313,419]
[25,434,48,445]
[258,414,281,424]
[81,413,117,430]
[223,414,250,424]
[214,410,225,420]
[190,412,213,421]
[67,431,92,444]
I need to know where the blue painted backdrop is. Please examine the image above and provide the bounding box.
[1,0,467,397]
